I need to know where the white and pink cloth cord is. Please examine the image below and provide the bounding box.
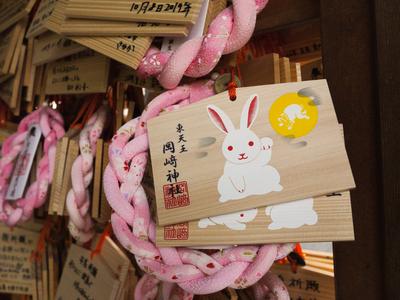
[105,0,292,298]
[0,108,65,227]
[67,105,107,243]
[104,80,293,299]
[137,0,269,90]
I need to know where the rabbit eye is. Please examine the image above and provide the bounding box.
[240,214,244,217]
[227,146,233,151]
[248,141,254,147]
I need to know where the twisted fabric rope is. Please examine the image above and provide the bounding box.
[103,80,293,298]
[0,108,65,227]
[67,105,108,243]
[252,272,290,300]
[137,0,269,89]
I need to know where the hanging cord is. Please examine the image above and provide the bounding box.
[277,243,306,273]
[228,67,238,101]
[70,94,104,130]
[30,217,53,262]
[90,223,112,259]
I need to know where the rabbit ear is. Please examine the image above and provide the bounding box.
[240,94,259,129]
[207,105,235,134]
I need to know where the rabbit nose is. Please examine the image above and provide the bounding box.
[239,153,245,156]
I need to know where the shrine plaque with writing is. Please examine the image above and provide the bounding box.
[271,263,335,300]
[65,0,203,25]
[45,0,152,69]
[147,80,355,225]
[0,225,39,295]
[55,244,120,300]
[26,0,57,38]
[156,192,354,247]
[32,31,85,66]
[45,51,109,95]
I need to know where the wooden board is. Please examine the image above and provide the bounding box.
[26,0,58,38]
[65,0,203,25]
[147,80,355,225]
[45,51,110,95]
[32,31,85,66]
[279,57,291,83]
[8,20,26,76]
[58,137,79,215]
[0,225,40,295]
[55,244,120,300]
[291,62,302,82]
[48,137,69,214]
[45,0,152,69]
[0,24,22,75]
[0,0,32,33]
[91,138,104,218]
[0,45,26,112]
[271,263,335,300]
[60,18,188,37]
[156,191,354,246]
[23,38,34,86]
[239,53,281,86]
[99,142,111,223]
[10,45,27,115]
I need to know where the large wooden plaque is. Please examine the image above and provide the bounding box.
[147,80,355,225]
[156,192,354,247]
[65,0,203,25]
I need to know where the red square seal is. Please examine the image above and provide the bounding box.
[164,223,189,240]
[163,181,190,209]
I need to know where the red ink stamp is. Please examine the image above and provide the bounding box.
[164,223,189,240]
[163,181,190,209]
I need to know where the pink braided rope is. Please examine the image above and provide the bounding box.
[0,108,65,227]
[252,272,290,300]
[103,81,294,298]
[67,105,108,243]
[137,0,269,89]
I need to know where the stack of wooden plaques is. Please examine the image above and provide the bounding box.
[61,0,209,36]
[239,52,302,87]
[0,18,29,115]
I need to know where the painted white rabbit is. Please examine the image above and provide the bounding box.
[207,94,282,203]
[198,208,258,231]
[265,198,318,230]
[277,104,310,130]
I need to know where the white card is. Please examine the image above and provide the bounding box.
[6,124,42,200]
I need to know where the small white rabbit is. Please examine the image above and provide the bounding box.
[198,208,258,231]
[277,104,310,130]
[265,198,318,230]
[207,94,282,203]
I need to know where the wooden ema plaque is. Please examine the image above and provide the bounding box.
[147,80,355,225]
[26,0,57,38]
[45,51,110,95]
[59,19,189,37]
[45,0,152,69]
[156,192,354,247]
[32,31,85,66]
[65,0,203,25]
[0,0,33,33]
[271,262,335,300]
[0,23,23,75]
[0,225,40,295]
[55,244,120,300]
